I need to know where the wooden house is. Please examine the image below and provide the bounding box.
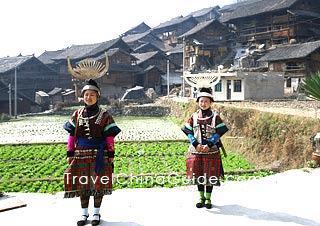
[220,0,320,46]
[132,51,180,94]
[166,44,183,69]
[38,49,68,88]
[132,51,175,73]
[47,87,63,104]
[140,65,164,93]
[0,55,59,114]
[49,38,131,73]
[38,38,145,98]
[94,48,143,98]
[258,40,320,93]
[151,15,198,48]
[180,19,234,71]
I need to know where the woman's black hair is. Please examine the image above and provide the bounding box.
[86,79,99,89]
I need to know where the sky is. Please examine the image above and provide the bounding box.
[0,0,237,58]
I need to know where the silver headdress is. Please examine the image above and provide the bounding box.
[183,71,221,101]
[67,52,109,80]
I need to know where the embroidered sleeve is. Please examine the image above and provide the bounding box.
[181,114,194,135]
[103,113,121,137]
[63,110,78,136]
[181,114,199,148]
[215,115,229,137]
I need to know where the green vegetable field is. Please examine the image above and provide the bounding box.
[0,141,274,194]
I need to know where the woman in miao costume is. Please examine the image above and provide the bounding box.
[182,87,229,209]
[64,55,121,226]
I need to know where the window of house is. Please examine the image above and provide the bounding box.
[234,80,242,92]
[215,80,222,92]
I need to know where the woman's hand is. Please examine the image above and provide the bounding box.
[196,144,203,152]
[202,145,210,153]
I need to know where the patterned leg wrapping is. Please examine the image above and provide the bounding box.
[205,192,212,209]
[196,191,205,208]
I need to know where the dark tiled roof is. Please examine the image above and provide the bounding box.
[152,15,196,30]
[133,42,162,53]
[122,31,166,51]
[180,19,216,37]
[188,6,220,18]
[144,65,165,74]
[122,31,152,43]
[131,51,161,64]
[287,9,320,18]
[52,43,101,60]
[220,0,299,22]
[87,38,126,56]
[219,0,261,13]
[37,49,66,64]
[122,22,151,36]
[0,55,33,73]
[93,48,138,61]
[258,40,320,61]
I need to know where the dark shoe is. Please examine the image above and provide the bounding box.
[91,214,101,226]
[196,202,204,208]
[77,215,89,226]
[205,199,212,209]
[196,198,205,208]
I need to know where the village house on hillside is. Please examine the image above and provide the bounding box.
[38,49,69,89]
[0,55,59,114]
[166,44,183,69]
[179,19,234,71]
[26,0,320,106]
[219,0,320,46]
[258,40,320,93]
[51,37,132,73]
[151,15,199,48]
[38,38,141,97]
[95,47,142,98]
[131,51,176,93]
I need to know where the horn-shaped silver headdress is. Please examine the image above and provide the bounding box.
[67,52,109,80]
[183,71,221,89]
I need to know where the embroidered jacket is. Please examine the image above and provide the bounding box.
[182,109,228,149]
[63,104,121,157]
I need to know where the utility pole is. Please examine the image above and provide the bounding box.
[8,84,12,117]
[167,59,170,97]
[182,37,185,97]
[14,67,17,119]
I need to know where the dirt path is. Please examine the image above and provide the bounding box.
[217,100,320,119]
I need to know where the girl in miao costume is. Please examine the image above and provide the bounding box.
[182,87,228,209]
[63,79,121,226]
